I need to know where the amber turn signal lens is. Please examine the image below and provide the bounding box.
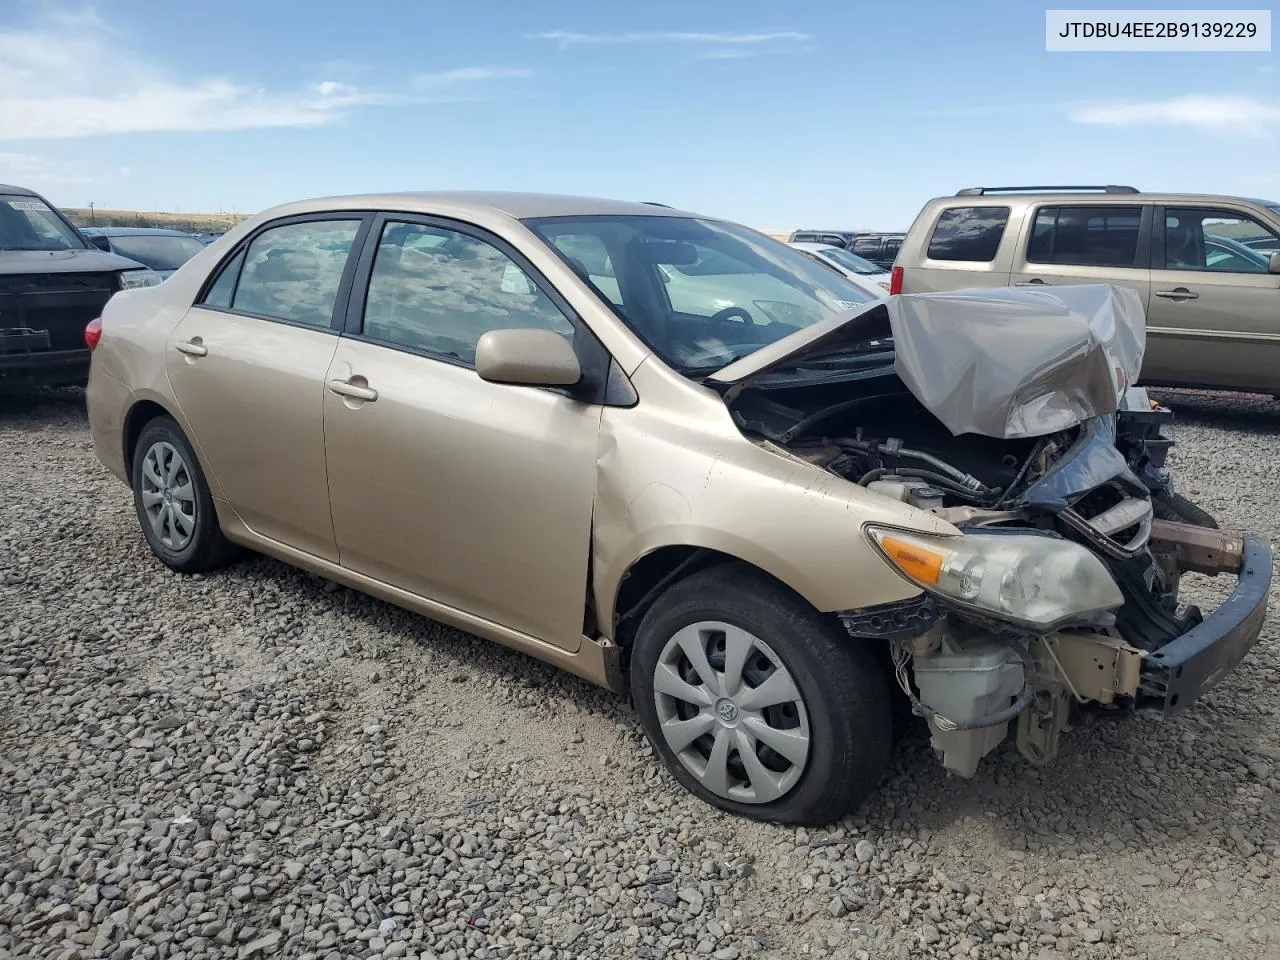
[879,535,943,585]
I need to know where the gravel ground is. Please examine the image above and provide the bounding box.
[1,387,1278,960]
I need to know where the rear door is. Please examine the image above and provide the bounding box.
[1008,203,1152,309]
[166,214,369,560]
[1143,205,1280,391]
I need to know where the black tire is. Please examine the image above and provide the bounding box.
[1153,490,1218,529]
[630,562,891,826]
[130,416,239,573]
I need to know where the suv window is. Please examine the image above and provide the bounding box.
[361,220,575,365]
[215,220,361,326]
[1164,208,1280,273]
[926,207,1010,262]
[1027,205,1142,267]
[851,237,882,257]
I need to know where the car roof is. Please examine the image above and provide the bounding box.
[258,191,704,222]
[929,191,1280,207]
[0,184,44,198]
[789,241,841,252]
[82,226,197,237]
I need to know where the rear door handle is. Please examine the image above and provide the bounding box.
[1013,279,1045,286]
[327,378,378,402]
[175,338,207,357]
[1155,288,1199,301]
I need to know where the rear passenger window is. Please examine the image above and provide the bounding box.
[926,207,1010,262]
[851,237,881,257]
[1026,206,1142,267]
[228,220,361,327]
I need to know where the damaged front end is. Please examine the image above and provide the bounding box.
[710,285,1272,777]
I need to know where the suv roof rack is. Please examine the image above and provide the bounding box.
[955,185,1140,196]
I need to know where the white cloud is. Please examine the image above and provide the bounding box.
[0,152,90,185]
[531,29,810,47]
[1070,95,1280,134]
[0,10,530,141]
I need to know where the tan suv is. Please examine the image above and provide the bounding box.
[85,192,1270,825]
[894,186,1280,393]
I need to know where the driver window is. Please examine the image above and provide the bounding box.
[362,221,575,365]
[1164,208,1279,274]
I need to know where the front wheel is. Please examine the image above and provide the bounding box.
[630,563,891,826]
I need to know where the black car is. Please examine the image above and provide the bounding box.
[787,230,906,270]
[0,184,160,387]
[844,233,906,270]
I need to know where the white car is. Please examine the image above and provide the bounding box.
[789,242,891,298]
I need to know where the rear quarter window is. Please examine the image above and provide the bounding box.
[926,206,1010,262]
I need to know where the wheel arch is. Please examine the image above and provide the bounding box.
[609,543,825,649]
[122,397,177,481]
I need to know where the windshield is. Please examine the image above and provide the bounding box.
[526,215,876,373]
[106,234,205,271]
[817,247,883,275]
[0,194,86,252]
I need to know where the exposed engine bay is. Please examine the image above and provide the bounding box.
[713,287,1269,778]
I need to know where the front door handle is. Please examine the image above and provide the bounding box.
[327,378,378,402]
[175,338,207,357]
[1155,288,1199,301]
[1013,278,1045,286]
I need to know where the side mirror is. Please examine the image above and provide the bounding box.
[475,328,581,387]
[1269,251,1280,274]
[87,234,111,252]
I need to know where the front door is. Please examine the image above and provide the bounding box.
[166,216,366,560]
[1143,206,1280,391]
[322,216,602,649]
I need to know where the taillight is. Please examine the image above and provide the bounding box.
[889,266,904,296]
[85,317,103,351]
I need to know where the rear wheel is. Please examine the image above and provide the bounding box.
[630,563,891,826]
[131,417,239,573]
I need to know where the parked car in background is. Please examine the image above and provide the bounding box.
[843,233,906,270]
[86,191,1268,825]
[194,232,225,245]
[895,185,1280,394]
[0,184,161,387]
[789,241,891,297]
[789,229,863,248]
[80,227,207,280]
[787,231,906,270]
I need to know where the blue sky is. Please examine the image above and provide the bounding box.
[0,1,1276,229]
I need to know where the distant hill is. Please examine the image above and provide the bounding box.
[62,208,249,234]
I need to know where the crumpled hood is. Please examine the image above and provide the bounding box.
[710,284,1146,440]
[0,247,144,276]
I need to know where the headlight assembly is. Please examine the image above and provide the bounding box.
[119,269,162,289]
[865,526,1124,631]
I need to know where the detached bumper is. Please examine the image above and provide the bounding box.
[0,347,90,387]
[1140,536,1272,713]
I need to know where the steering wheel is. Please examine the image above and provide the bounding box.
[709,305,754,327]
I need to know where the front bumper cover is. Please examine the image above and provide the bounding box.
[1140,535,1272,713]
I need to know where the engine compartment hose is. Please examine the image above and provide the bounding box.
[926,683,1034,732]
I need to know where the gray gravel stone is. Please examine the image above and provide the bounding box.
[3,387,1280,959]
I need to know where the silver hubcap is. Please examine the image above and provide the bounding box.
[653,621,811,804]
[140,441,196,551]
